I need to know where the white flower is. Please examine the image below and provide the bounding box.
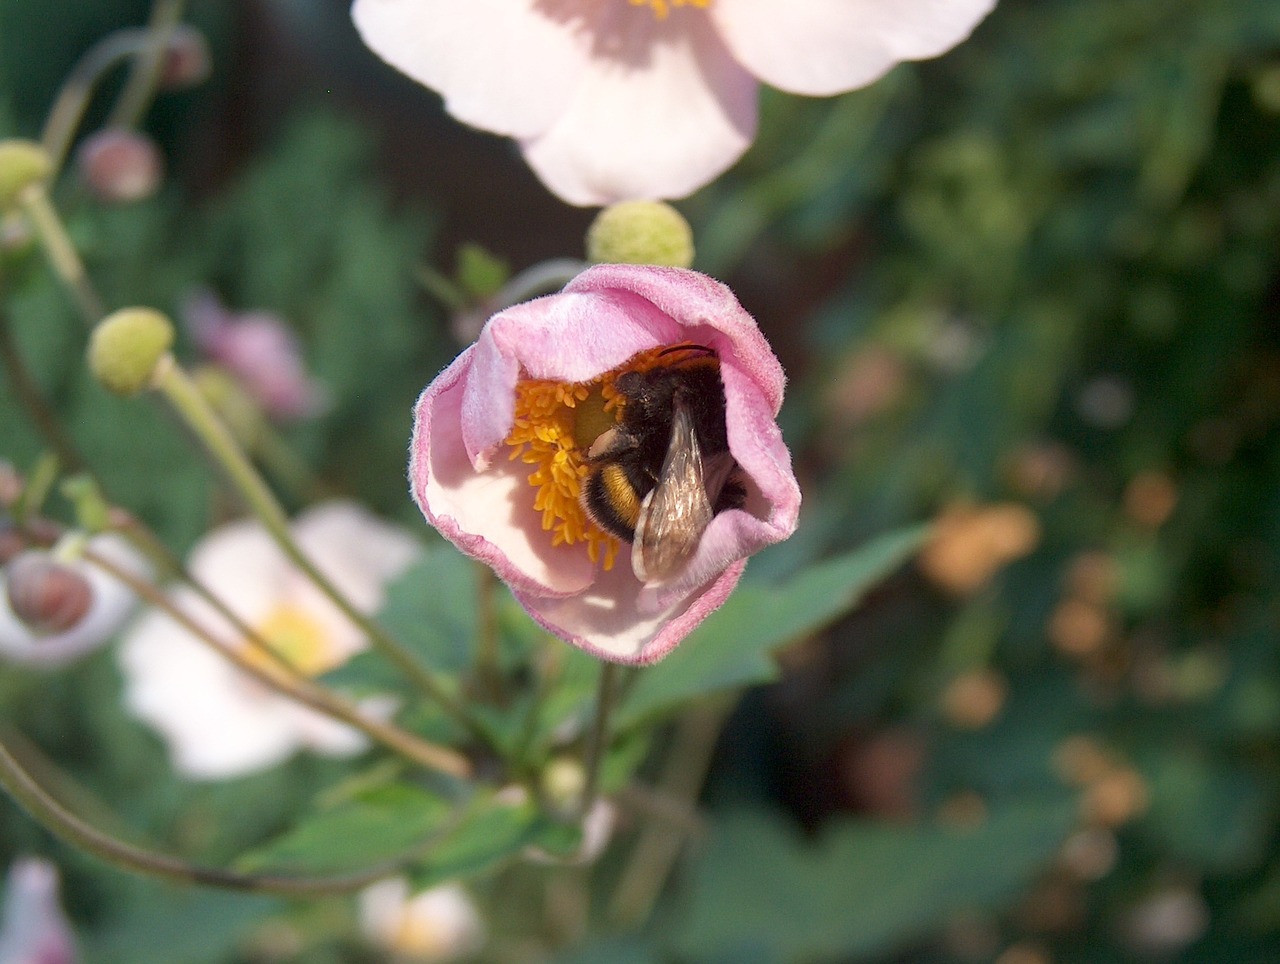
[352,0,997,205]
[359,879,484,962]
[0,534,149,669]
[117,501,420,780]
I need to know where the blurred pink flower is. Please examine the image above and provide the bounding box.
[183,289,329,421]
[0,858,78,964]
[352,0,996,205]
[409,263,799,664]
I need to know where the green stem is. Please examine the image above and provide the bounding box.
[18,184,104,326]
[577,662,620,819]
[472,562,504,702]
[41,28,150,174]
[608,699,732,926]
[148,355,484,742]
[0,732,400,895]
[105,0,186,130]
[83,544,472,780]
[0,308,86,472]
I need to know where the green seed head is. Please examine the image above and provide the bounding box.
[87,307,175,396]
[586,200,695,268]
[0,140,53,209]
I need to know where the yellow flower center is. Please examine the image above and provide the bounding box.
[244,603,338,678]
[628,0,710,20]
[504,344,697,571]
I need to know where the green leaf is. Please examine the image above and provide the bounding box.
[375,548,479,674]
[617,525,927,728]
[235,783,453,875]
[408,791,546,889]
[675,800,1075,962]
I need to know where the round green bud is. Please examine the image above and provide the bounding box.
[586,200,695,268]
[0,140,53,209]
[87,307,175,395]
[192,365,263,448]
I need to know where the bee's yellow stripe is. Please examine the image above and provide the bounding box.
[602,464,642,530]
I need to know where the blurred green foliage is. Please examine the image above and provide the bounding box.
[2,0,1280,962]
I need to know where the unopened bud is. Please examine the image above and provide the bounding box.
[542,757,587,813]
[192,364,263,448]
[87,307,174,395]
[6,551,94,634]
[76,129,164,203]
[0,139,52,209]
[586,200,695,268]
[159,25,213,89]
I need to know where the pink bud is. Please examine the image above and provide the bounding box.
[5,552,93,635]
[160,25,212,89]
[75,129,164,203]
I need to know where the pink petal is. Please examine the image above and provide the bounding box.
[0,859,78,964]
[411,354,596,597]
[711,0,997,96]
[520,9,757,205]
[515,558,747,664]
[351,0,591,139]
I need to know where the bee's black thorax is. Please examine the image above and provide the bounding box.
[581,355,744,544]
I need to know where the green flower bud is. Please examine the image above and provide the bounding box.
[87,307,175,395]
[586,200,694,268]
[0,140,53,210]
[192,364,263,449]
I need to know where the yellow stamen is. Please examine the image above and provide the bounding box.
[243,604,337,678]
[628,0,710,21]
[504,343,700,571]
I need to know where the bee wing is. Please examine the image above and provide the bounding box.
[632,398,714,584]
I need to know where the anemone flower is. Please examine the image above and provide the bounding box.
[183,289,329,421]
[118,502,419,780]
[409,263,799,664]
[352,0,997,205]
[359,879,484,961]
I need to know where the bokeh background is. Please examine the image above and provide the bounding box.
[2,0,1280,961]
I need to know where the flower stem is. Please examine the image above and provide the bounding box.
[577,661,620,819]
[40,28,150,173]
[0,731,408,895]
[83,545,472,780]
[472,561,505,702]
[0,307,86,472]
[105,0,185,130]
[147,354,484,742]
[608,698,732,926]
[18,184,105,326]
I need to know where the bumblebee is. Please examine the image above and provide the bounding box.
[581,345,745,583]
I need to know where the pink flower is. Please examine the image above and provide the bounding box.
[351,0,996,205]
[0,858,78,964]
[183,289,329,421]
[409,264,799,664]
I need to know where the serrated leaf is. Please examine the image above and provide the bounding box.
[617,525,927,728]
[675,800,1075,962]
[235,783,453,875]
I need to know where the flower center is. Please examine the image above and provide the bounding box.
[627,0,710,20]
[504,344,698,570]
[244,603,337,678]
